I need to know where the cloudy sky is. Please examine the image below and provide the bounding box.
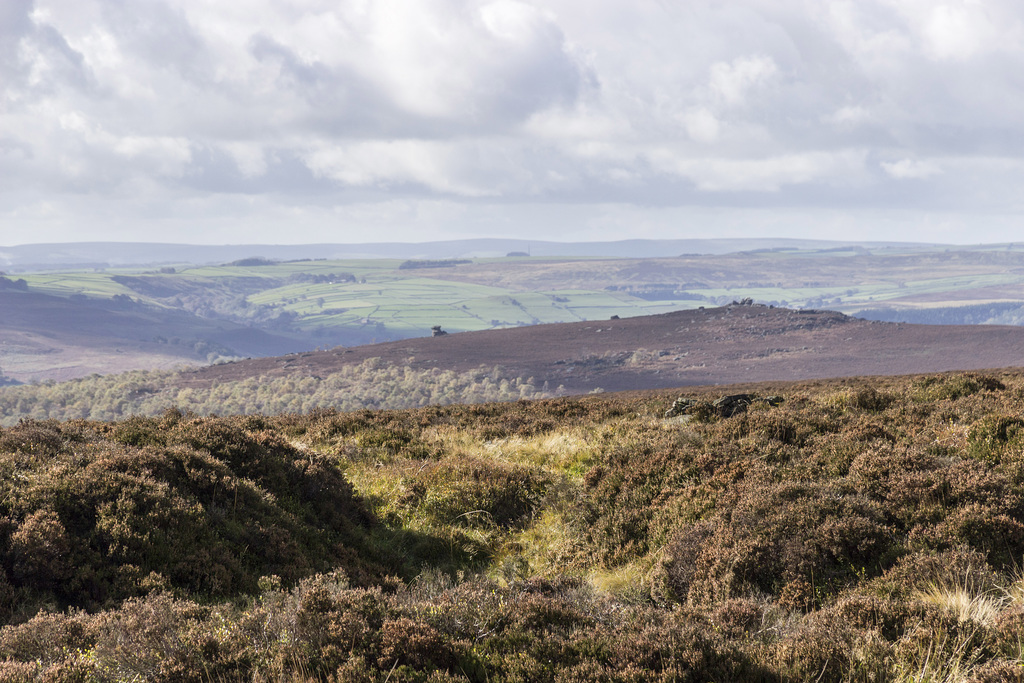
[3,0,1024,246]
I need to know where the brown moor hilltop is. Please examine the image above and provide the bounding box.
[180,304,1024,394]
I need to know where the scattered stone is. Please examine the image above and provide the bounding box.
[431,326,448,337]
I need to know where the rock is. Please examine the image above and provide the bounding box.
[665,393,784,418]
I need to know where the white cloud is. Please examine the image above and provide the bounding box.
[825,105,874,127]
[921,3,998,61]
[302,140,498,196]
[650,149,868,192]
[683,107,721,144]
[222,141,268,178]
[881,158,943,179]
[4,0,1024,246]
[707,55,778,107]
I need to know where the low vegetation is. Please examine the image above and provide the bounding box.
[3,370,1024,680]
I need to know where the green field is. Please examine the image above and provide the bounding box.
[15,249,1024,333]
[16,259,707,338]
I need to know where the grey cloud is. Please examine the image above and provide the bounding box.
[95,0,209,83]
[4,0,1024,245]
[1,1,91,95]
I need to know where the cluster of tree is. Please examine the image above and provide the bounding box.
[398,259,472,270]
[0,360,558,426]
[286,272,356,284]
[227,257,279,267]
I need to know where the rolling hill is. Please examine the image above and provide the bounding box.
[0,288,310,383]
[183,303,1024,394]
[4,240,1024,385]
[5,303,1024,426]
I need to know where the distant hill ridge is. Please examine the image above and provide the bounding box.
[0,238,952,270]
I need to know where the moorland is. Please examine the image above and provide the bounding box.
[3,240,1024,384]
[5,304,1024,426]
[3,370,1024,681]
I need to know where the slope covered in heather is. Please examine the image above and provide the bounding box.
[2,370,1024,680]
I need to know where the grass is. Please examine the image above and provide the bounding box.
[892,630,986,683]
[915,581,1005,627]
[430,426,602,479]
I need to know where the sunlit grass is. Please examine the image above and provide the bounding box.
[588,558,659,603]
[892,630,984,683]
[914,582,1004,627]
[424,425,602,480]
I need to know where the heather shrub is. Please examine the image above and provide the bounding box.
[0,421,73,458]
[993,603,1024,658]
[3,372,1024,680]
[293,578,389,673]
[912,372,1005,402]
[9,511,72,591]
[829,594,916,642]
[967,414,1024,462]
[0,661,40,682]
[378,617,459,671]
[710,597,764,639]
[87,593,225,683]
[660,480,892,605]
[0,611,97,665]
[404,457,550,530]
[0,416,381,615]
[874,548,1000,598]
[769,609,890,683]
[107,414,167,448]
[848,386,897,412]
[356,428,428,457]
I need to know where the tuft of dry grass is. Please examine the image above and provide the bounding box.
[892,630,985,683]
[914,581,1005,628]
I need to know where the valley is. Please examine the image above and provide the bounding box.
[3,240,1024,385]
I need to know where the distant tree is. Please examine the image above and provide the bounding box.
[229,257,277,267]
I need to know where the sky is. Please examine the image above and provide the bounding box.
[2,0,1024,246]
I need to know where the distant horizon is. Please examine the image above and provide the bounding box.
[6,236,1023,272]
[0,235,998,249]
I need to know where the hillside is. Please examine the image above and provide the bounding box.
[3,371,1024,680]
[4,242,1024,384]
[5,304,1024,426]
[0,288,309,383]
[184,304,1024,394]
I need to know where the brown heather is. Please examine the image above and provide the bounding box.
[2,370,1024,680]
